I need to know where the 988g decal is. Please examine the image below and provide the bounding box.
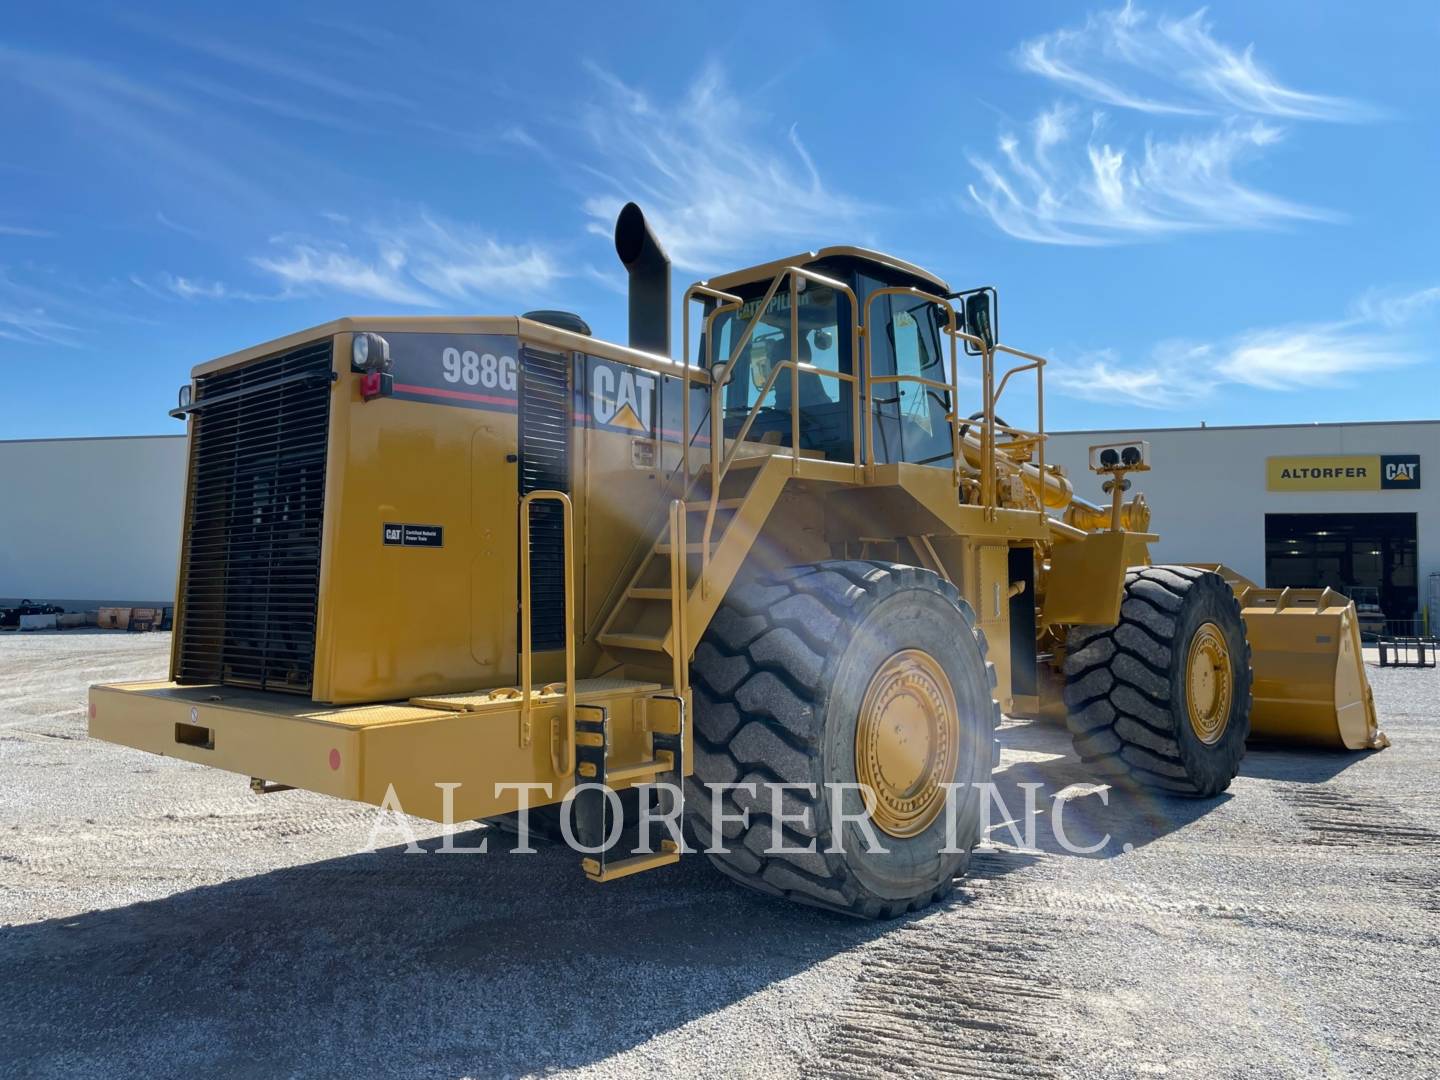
[441,347,516,391]
[381,332,522,410]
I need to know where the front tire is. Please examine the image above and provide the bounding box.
[686,561,999,919]
[1062,566,1252,797]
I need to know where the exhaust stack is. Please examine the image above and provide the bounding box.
[614,202,671,357]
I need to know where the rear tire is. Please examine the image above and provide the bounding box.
[686,561,999,919]
[1062,565,1252,797]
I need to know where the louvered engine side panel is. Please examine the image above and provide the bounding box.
[518,348,571,652]
[175,340,334,694]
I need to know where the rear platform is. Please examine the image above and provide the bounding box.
[89,677,677,823]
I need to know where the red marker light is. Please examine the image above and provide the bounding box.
[360,371,393,401]
[329,748,341,771]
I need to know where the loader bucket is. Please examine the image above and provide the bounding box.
[1191,566,1389,751]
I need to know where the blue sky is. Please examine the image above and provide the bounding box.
[2,0,1438,439]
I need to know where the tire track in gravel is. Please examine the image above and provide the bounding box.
[1279,786,1440,849]
[813,855,1067,1079]
[1383,869,1440,913]
[1279,784,1440,925]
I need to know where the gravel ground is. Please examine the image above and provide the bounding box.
[1,631,1436,1079]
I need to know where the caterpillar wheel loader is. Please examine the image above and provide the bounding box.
[89,203,1388,919]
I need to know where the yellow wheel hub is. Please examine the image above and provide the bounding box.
[855,649,960,839]
[1186,622,1233,745]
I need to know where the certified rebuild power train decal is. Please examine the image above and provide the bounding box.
[380,332,709,445]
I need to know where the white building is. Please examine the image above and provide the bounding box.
[1046,420,1436,631]
[0,435,186,607]
[2,420,1435,630]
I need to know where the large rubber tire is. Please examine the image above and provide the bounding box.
[686,561,999,919]
[1062,566,1252,797]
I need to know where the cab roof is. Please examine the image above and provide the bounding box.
[703,245,950,295]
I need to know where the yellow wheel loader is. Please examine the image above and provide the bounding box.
[89,203,1387,918]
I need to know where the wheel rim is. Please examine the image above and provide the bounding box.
[855,649,960,838]
[1186,622,1233,745]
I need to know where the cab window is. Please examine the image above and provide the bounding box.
[704,281,854,459]
[888,293,952,466]
[863,281,953,468]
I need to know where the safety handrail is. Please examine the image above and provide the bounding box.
[519,490,576,777]
[667,499,689,695]
[682,282,744,487]
[987,343,1048,517]
[698,266,861,593]
[682,266,1053,584]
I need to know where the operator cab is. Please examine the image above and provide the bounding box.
[699,248,972,468]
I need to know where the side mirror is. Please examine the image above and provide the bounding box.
[962,290,996,354]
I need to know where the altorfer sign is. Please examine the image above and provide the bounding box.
[1266,454,1421,492]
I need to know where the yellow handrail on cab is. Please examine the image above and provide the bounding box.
[700,266,861,594]
[668,499,689,696]
[988,343,1049,518]
[682,283,744,487]
[687,267,1051,529]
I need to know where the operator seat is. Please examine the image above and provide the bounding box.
[771,336,830,413]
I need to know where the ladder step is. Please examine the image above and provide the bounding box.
[606,752,675,784]
[627,587,672,601]
[683,497,744,511]
[598,632,667,652]
[583,842,680,883]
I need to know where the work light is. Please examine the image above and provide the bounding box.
[352,331,391,373]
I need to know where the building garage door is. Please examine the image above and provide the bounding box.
[1265,512,1419,623]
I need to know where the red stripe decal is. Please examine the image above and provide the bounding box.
[393,383,516,407]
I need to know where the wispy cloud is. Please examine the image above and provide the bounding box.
[0,271,83,347]
[133,21,414,111]
[0,307,81,347]
[175,73,373,134]
[130,273,268,302]
[971,4,1369,245]
[253,243,437,307]
[968,111,1336,245]
[1354,284,1440,328]
[252,212,564,307]
[155,211,202,239]
[1050,284,1437,408]
[0,44,265,209]
[1019,2,1373,121]
[574,62,867,272]
[0,224,53,238]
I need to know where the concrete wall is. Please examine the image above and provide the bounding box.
[0,436,187,606]
[1045,420,1438,620]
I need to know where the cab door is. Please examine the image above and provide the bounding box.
[887,291,954,467]
[862,277,953,467]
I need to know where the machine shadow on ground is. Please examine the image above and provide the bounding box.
[1238,745,1379,784]
[0,833,885,1077]
[988,718,1233,862]
[0,720,1363,1078]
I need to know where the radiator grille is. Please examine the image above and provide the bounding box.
[518,348,571,651]
[176,340,334,694]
